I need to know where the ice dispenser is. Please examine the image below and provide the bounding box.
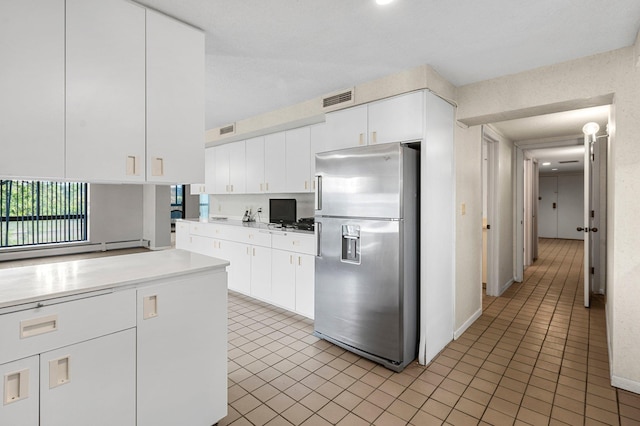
[341,225,360,264]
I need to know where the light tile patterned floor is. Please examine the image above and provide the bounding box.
[221,238,640,425]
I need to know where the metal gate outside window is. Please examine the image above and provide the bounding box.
[0,180,88,248]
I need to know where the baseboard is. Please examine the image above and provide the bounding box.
[611,375,640,394]
[498,278,515,296]
[454,308,482,340]
[0,240,146,261]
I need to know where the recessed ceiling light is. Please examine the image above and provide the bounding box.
[376,0,395,5]
[542,162,551,166]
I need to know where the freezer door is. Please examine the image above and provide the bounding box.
[315,217,403,362]
[315,143,403,219]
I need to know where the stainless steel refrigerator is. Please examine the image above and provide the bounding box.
[314,142,419,372]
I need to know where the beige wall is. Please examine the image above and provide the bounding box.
[456,46,640,393]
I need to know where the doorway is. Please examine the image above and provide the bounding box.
[482,132,499,296]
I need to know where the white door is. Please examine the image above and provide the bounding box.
[228,141,246,194]
[538,176,558,238]
[250,245,272,300]
[213,144,230,194]
[368,91,424,145]
[285,127,311,192]
[295,254,315,319]
[557,175,584,239]
[245,136,265,193]
[271,249,296,310]
[264,132,286,193]
[225,241,251,295]
[324,105,368,151]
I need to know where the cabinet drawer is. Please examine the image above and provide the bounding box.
[237,228,271,247]
[190,223,230,239]
[0,289,135,365]
[271,233,316,255]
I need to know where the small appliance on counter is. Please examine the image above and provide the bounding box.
[269,198,296,225]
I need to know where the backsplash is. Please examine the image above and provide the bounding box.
[208,193,314,222]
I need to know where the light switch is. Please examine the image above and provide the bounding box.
[4,369,29,404]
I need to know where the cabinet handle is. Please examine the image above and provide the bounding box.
[290,255,293,265]
[48,356,71,388]
[304,181,308,190]
[312,180,316,190]
[260,183,263,192]
[266,182,269,191]
[143,295,158,319]
[359,133,364,145]
[152,157,164,177]
[246,247,250,255]
[253,248,256,256]
[230,184,234,192]
[126,155,138,176]
[371,131,377,144]
[298,256,301,266]
[4,369,30,404]
[20,314,58,338]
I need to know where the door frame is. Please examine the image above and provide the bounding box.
[482,129,499,296]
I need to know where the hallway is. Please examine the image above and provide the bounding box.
[222,238,640,425]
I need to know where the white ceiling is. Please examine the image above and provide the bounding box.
[133,0,640,130]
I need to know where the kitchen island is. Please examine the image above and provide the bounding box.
[0,249,229,426]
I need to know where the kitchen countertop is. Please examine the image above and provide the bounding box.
[179,218,315,235]
[0,249,229,309]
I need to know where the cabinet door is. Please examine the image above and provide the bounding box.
[146,10,204,184]
[250,245,272,300]
[295,254,315,319]
[65,0,146,182]
[310,123,326,192]
[204,148,216,193]
[0,355,39,426]
[271,249,296,310]
[245,136,266,193]
[228,141,246,194]
[264,132,286,193]
[213,144,230,194]
[0,0,65,180]
[225,241,252,294]
[174,221,191,250]
[40,329,136,426]
[324,104,368,152]
[285,127,312,193]
[137,273,227,426]
[368,91,424,145]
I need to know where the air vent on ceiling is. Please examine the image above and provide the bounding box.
[558,160,579,164]
[322,88,355,110]
[219,123,236,136]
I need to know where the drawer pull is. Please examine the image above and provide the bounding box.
[20,315,58,339]
[4,369,29,404]
[143,295,158,320]
[49,356,70,388]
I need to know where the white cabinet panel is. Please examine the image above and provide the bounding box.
[65,0,146,182]
[264,132,286,193]
[245,136,266,193]
[137,273,227,426]
[213,144,231,194]
[310,123,326,190]
[0,0,65,180]
[250,245,272,300]
[228,142,247,193]
[205,147,216,193]
[0,355,39,426]
[146,10,204,184]
[225,241,252,294]
[285,127,312,192]
[324,104,368,152]
[271,250,296,311]
[295,254,315,319]
[174,221,191,250]
[368,91,424,145]
[40,329,136,426]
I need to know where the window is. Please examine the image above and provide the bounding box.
[0,180,88,248]
[170,185,185,224]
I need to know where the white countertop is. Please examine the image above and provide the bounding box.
[180,218,315,235]
[0,249,229,309]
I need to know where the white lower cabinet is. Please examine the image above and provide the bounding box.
[137,272,227,426]
[225,241,251,294]
[0,356,39,426]
[250,245,272,301]
[40,329,136,426]
[295,254,315,319]
[272,250,315,318]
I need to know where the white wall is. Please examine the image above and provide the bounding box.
[89,184,143,244]
[456,45,640,393]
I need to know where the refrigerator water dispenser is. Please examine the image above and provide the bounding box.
[341,225,360,264]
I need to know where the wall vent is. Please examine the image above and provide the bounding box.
[558,160,579,164]
[219,123,236,136]
[322,88,355,110]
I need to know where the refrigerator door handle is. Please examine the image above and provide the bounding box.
[316,222,322,256]
[315,175,322,211]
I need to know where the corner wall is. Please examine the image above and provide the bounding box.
[456,46,640,393]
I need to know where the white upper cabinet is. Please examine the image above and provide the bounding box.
[368,91,424,145]
[146,9,205,184]
[65,0,146,183]
[213,142,245,194]
[264,132,286,193]
[324,104,368,152]
[285,127,311,193]
[323,91,425,153]
[245,136,265,193]
[204,147,216,193]
[0,0,65,180]
[310,123,326,190]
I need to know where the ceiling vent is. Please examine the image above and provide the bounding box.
[558,160,579,164]
[322,88,355,110]
[219,123,236,136]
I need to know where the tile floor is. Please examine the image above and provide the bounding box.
[221,238,640,425]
